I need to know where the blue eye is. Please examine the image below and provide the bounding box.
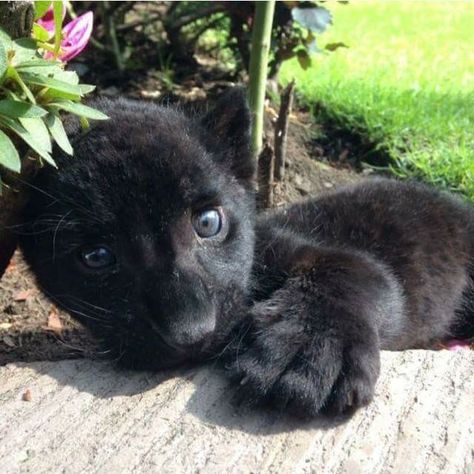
[192,209,222,238]
[80,246,116,269]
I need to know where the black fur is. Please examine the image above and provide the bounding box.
[18,90,474,418]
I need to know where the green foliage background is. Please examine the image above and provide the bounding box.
[281,1,474,199]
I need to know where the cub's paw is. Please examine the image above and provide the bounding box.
[224,287,380,418]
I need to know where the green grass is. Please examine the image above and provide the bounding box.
[280,1,474,199]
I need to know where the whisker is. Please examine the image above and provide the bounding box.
[212,321,251,363]
[56,294,112,314]
[52,210,74,262]
[43,292,113,326]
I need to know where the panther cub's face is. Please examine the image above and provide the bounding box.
[20,90,255,369]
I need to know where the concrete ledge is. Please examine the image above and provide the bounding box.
[0,350,473,473]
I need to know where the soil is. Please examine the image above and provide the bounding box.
[0,255,99,365]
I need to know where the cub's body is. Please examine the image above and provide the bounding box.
[19,91,474,417]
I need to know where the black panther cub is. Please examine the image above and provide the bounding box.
[19,89,474,418]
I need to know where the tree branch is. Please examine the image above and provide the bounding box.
[0,1,34,39]
[169,4,226,31]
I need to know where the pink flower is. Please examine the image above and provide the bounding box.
[37,4,66,34]
[58,11,93,61]
[444,339,471,352]
[41,11,93,62]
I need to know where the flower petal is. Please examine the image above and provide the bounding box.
[37,4,66,34]
[59,11,93,61]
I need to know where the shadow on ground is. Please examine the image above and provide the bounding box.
[23,358,346,435]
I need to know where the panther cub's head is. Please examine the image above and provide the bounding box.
[20,89,256,369]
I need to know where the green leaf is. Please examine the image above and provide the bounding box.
[0,37,7,80]
[43,89,81,102]
[51,101,109,120]
[44,112,73,155]
[16,65,63,77]
[19,117,52,153]
[16,61,66,81]
[292,6,333,34]
[0,100,48,118]
[0,116,56,167]
[325,42,349,52]
[35,1,52,20]
[0,28,13,50]
[79,84,96,94]
[0,129,21,172]
[32,23,52,42]
[16,58,62,69]
[296,49,311,70]
[20,67,87,100]
[19,72,85,96]
[80,116,90,130]
[11,38,40,66]
[53,1,63,58]
[51,69,79,85]
[8,67,36,104]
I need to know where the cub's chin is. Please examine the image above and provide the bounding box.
[91,321,227,371]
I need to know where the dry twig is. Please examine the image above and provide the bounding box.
[274,80,295,181]
[257,143,275,209]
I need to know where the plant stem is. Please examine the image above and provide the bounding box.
[101,1,125,72]
[52,1,63,59]
[248,0,275,158]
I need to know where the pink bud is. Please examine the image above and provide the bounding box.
[58,11,93,61]
[37,3,66,34]
[43,11,93,62]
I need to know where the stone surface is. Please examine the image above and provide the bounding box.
[0,350,473,473]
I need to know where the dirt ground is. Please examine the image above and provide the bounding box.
[0,110,359,365]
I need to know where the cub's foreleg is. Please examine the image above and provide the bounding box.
[225,233,405,417]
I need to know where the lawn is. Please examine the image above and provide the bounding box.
[280,1,474,199]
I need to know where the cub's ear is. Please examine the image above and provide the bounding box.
[201,87,255,184]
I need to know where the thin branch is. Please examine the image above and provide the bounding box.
[274,80,295,181]
[101,1,125,72]
[189,16,225,45]
[116,14,162,32]
[257,143,275,209]
[168,4,226,31]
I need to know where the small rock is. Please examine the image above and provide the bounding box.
[22,389,32,402]
[13,289,34,302]
[47,310,63,334]
[2,335,15,347]
[140,90,161,99]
